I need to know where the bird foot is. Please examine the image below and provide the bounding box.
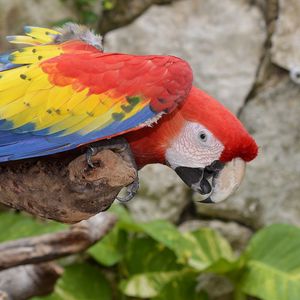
[85,137,139,202]
[117,176,139,202]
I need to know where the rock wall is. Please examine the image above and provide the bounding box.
[0,0,77,50]
[0,0,299,244]
[104,0,300,233]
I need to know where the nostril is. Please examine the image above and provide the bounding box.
[207,160,225,172]
[200,178,212,194]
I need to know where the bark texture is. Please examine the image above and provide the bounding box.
[0,149,136,223]
[0,213,117,299]
[0,212,117,271]
[0,263,62,300]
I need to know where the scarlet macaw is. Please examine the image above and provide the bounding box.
[0,24,257,203]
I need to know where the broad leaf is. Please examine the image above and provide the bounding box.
[108,204,141,232]
[140,220,235,271]
[0,212,65,242]
[139,220,196,263]
[123,236,182,275]
[185,229,235,272]
[89,227,127,266]
[34,263,112,300]
[120,271,186,298]
[120,236,184,298]
[240,224,300,300]
[153,273,209,300]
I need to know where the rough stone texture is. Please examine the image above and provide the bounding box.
[126,164,190,222]
[0,0,76,51]
[271,0,300,83]
[197,273,234,300]
[195,74,300,229]
[105,0,266,113]
[179,220,252,254]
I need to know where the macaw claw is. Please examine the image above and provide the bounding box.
[85,137,139,202]
[86,146,98,168]
[117,177,139,202]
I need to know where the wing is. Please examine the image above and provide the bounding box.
[0,24,193,161]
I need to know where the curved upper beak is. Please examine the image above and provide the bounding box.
[174,158,246,203]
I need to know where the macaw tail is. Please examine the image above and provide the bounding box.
[0,26,62,72]
[0,23,103,72]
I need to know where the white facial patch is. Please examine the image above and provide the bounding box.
[165,122,224,168]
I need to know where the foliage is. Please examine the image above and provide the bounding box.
[1,207,300,300]
[57,0,115,27]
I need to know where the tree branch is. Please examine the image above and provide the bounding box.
[0,212,117,271]
[0,149,136,223]
[99,0,177,34]
[0,263,62,300]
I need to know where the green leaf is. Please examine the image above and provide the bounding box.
[153,273,209,300]
[120,236,184,298]
[108,204,141,232]
[0,212,66,242]
[103,0,115,10]
[139,220,197,265]
[120,271,185,298]
[185,229,235,272]
[89,227,127,266]
[240,224,300,300]
[34,263,112,300]
[123,236,182,275]
[139,220,235,272]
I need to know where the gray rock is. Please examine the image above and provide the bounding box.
[126,164,189,222]
[195,75,300,229]
[271,0,300,83]
[105,0,266,113]
[196,273,234,300]
[0,0,76,51]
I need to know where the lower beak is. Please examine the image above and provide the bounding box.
[174,158,246,203]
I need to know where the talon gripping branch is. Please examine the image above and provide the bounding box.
[0,23,257,203]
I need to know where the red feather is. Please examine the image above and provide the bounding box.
[126,87,258,167]
[40,41,193,114]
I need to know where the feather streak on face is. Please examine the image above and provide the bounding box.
[165,122,224,168]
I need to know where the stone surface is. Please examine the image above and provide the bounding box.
[0,0,77,51]
[195,74,300,229]
[271,0,300,83]
[105,0,266,113]
[126,164,190,222]
[197,273,234,300]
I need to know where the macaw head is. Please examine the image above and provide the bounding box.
[126,86,258,203]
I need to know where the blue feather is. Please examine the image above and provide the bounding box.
[0,106,157,161]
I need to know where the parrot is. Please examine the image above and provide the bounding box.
[0,23,258,203]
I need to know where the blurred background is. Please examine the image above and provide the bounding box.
[0,0,300,299]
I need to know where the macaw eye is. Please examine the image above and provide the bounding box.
[199,131,208,142]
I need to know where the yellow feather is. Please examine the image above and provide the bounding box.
[64,89,89,111]
[7,106,41,129]
[0,66,32,91]
[0,85,28,106]
[6,35,41,46]
[48,115,88,135]
[29,86,74,130]
[0,89,51,124]
[24,26,61,44]
[26,74,53,93]
[81,99,148,134]
[71,94,100,115]
[68,112,112,135]
[10,46,63,64]
[45,86,74,112]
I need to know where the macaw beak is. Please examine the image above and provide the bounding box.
[174,158,246,203]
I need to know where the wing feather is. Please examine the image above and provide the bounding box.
[0,24,193,161]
